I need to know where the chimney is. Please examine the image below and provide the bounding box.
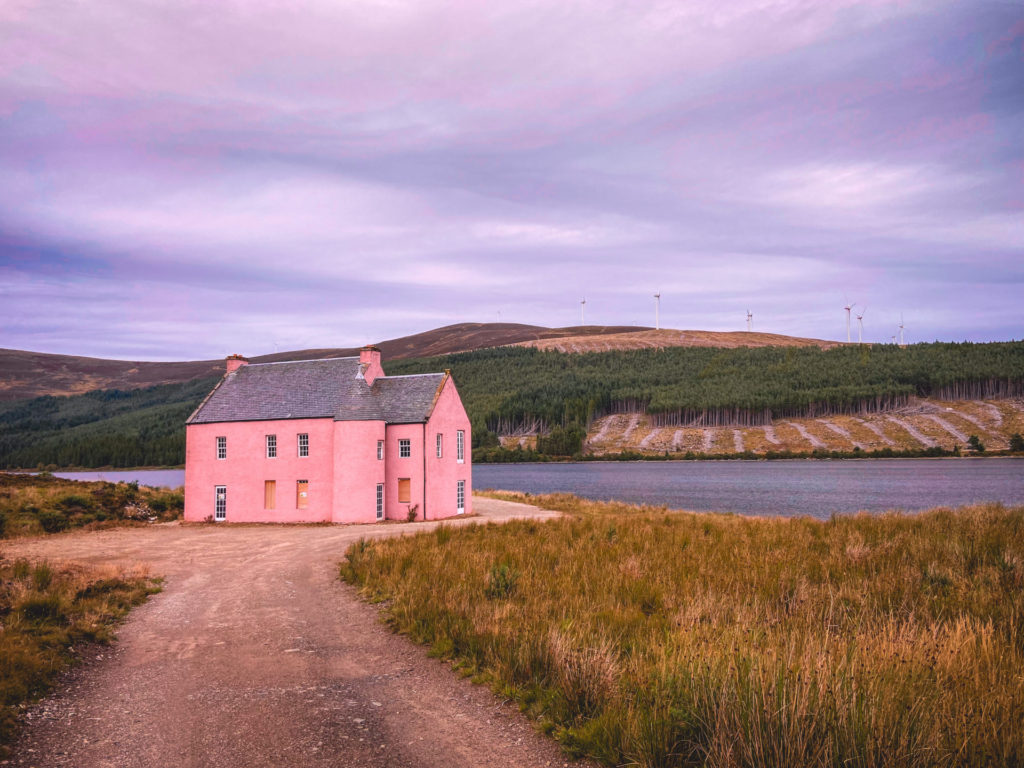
[226,354,249,374]
[359,345,383,385]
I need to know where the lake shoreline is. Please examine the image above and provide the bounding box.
[9,450,1023,475]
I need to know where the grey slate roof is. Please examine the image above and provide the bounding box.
[335,373,447,424]
[187,357,447,425]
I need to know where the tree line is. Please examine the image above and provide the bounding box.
[2,340,1022,468]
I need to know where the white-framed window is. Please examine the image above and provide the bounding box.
[456,430,465,463]
[377,440,384,460]
[266,434,277,458]
[436,433,443,458]
[376,483,384,520]
[456,480,465,514]
[399,439,411,458]
[298,433,309,457]
[215,485,227,521]
[216,436,227,460]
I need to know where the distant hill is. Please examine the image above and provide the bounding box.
[0,323,836,401]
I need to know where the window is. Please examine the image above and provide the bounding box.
[216,436,227,460]
[436,433,443,458]
[297,433,309,457]
[377,440,384,460]
[398,478,411,503]
[264,480,276,510]
[456,480,465,514]
[399,439,411,458]
[456,430,465,463]
[376,483,384,520]
[215,485,226,521]
[266,434,277,458]
[296,480,309,509]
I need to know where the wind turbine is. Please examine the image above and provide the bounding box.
[856,305,866,344]
[746,309,753,332]
[654,292,661,330]
[898,313,905,346]
[844,297,856,343]
[580,297,586,326]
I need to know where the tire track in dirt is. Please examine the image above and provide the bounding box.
[732,430,744,453]
[819,420,865,450]
[886,416,938,448]
[622,414,641,443]
[921,414,969,444]
[858,419,896,446]
[639,428,662,450]
[701,430,714,453]
[787,422,826,449]
[671,430,685,451]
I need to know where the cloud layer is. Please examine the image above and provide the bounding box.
[1,0,1022,359]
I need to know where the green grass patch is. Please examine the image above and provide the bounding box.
[0,558,160,756]
[0,473,183,538]
[341,496,1024,767]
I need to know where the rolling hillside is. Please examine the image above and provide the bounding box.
[4,329,1022,469]
[0,323,834,401]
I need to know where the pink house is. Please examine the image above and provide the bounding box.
[184,347,472,523]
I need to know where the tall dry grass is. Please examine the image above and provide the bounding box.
[342,495,1024,767]
[0,558,159,755]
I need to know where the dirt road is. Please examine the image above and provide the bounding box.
[2,498,584,768]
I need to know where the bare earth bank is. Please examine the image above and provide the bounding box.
[1,498,587,768]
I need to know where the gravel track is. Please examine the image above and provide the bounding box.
[2,498,587,768]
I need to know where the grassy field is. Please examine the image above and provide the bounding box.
[342,493,1024,767]
[0,558,160,755]
[0,473,183,538]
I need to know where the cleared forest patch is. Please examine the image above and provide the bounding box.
[579,400,1020,457]
[516,329,838,354]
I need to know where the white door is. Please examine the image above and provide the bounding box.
[215,485,226,521]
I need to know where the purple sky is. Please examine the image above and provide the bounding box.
[2,1,1022,361]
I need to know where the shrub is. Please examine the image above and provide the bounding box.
[1010,433,1024,452]
[17,593,64,624]
[485,562,520,599]
[35,509,69,533]
[32,563,53,591]
[56,493,94,513]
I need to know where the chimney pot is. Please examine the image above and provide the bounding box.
[226,354,249,374]
[359,345,383,384]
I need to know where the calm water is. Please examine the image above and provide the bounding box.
[54,458,1024,519]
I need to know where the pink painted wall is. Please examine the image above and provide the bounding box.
[331,420,387,523]
[383,422,425,521]
[184,418,335,522]
[425,377,473,519]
